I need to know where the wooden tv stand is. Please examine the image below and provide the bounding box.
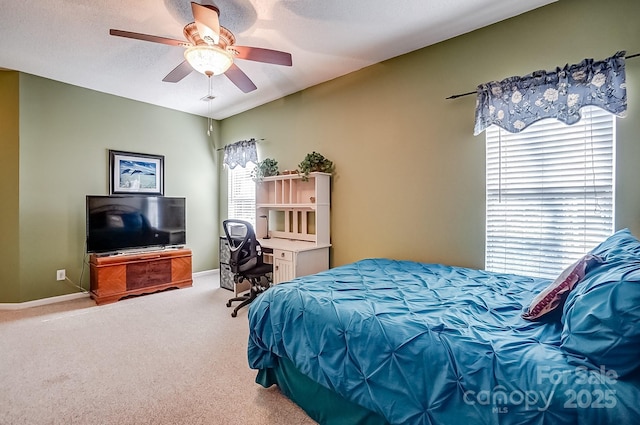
[89,248,192,305]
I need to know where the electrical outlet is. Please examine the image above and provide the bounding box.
[56,269,66,281]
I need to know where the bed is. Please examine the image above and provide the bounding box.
[247,229,640,424]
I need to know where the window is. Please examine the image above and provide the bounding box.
[485,106,615,279]
[228,164,256,227]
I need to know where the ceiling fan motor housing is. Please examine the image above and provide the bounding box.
[183,23,236,50]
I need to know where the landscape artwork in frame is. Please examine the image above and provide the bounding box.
[109,150,164,195]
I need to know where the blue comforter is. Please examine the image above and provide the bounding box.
[247,259,640,424]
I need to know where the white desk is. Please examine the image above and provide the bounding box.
[259,238,330,284]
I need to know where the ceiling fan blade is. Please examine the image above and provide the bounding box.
[224,64,257,93]
[162,60,194,83]
[232,46,292,66]
[109,29,189,47]
[191,2,220,44]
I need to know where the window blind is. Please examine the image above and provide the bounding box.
[228,164,256,227]
[485,106,614,279]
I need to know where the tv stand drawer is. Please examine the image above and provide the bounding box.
[126,259,172,290]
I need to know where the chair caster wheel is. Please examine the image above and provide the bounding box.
[231,311,237,318]
[226,301,232,307]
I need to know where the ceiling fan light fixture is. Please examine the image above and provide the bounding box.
[184,45,233,76]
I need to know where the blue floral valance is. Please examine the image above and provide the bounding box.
[223,139,258,169]
[474,51,627,135]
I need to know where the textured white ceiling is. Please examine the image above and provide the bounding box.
[0,0,555,120]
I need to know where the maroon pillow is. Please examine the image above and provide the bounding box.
[522,254,601,321]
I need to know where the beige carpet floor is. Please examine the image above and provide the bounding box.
[0,273,317,425]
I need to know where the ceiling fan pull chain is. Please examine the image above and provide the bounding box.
[207,75,214,136]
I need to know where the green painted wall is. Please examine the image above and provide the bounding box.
[0,72,21,302]
[219,0,640,270]
[6,74,219,302]
[4,0,640,302]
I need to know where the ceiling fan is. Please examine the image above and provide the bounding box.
[110,1,292,93]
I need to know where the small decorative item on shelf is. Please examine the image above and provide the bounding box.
[298,151,335,181]
[251,158,279,182]
[259,214,270,239]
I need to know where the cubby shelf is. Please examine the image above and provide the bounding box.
[256,172,330,246]
[256,203,323,210]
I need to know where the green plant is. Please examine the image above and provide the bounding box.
[251,158,279,182]
[298,151,334,181]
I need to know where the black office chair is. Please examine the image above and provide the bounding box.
[222,219,273,317]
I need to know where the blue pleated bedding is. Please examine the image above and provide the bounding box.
[247,258,640,425]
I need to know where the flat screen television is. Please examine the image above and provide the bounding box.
[86,195,186,254]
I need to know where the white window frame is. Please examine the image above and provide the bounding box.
[227,164,256,228]
[485,106,615,279]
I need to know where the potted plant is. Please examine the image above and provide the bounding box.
[251,158,279,182]
[298,151,334,181]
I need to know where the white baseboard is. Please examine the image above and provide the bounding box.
[0,271,220,310]
[0,291,91,311]
[193,269,218,278]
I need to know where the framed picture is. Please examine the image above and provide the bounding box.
[109,150,164,195]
